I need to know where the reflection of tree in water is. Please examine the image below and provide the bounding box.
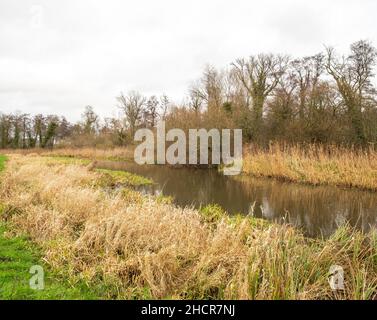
[237,177,377,237]
[97,161,377,238]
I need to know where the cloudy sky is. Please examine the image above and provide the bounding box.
[0,0,376,121]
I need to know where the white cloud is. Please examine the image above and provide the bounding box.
[0,0,376,121]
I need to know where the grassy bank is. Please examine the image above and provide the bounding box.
[0,155,6,171]
[1,154,377,299]
[243,144,377,191]
[4,143,377,191]
[45,144,377,191]
[0,224,108,299]
[0,154,105,299]
[1,147,135,162]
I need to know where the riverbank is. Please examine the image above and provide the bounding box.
[1,147,135,162]
[4,144,377,191]
[0,155,107,299]
[0,224,109,299]
[1,154,377,299]
[243,144,377,191]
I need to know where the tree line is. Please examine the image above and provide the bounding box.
[1,40,377,149]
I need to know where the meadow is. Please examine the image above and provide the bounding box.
[0,153,377,299]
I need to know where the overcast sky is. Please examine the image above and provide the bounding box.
[0,0,376,121]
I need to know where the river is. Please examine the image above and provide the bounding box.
[96,160,377,238]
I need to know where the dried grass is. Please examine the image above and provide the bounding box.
[1,154,377,299]
[243,143,377,191]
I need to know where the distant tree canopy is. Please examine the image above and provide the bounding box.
[1,40,377,149]
[0,113,62,149]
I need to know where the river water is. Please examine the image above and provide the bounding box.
[97,160,377,238]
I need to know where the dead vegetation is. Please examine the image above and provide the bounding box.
[1,155,377,300]
[243,143,377,191]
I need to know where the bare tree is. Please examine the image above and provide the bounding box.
[188,86,204,114]
[160,94,170,120]
[33,114,45,147]
[0,114,11,148]
[145,95,159,127]
[81,105,99,134]
[103,117,127,145]
[191,66,225,112]
[117,91,146,138]
[232,54,289,130]
[326,40,377,143]
[292,54,324,119]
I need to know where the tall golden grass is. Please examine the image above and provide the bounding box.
[1,154,377,299]
[3,142,377,190]
[243,143,377,191]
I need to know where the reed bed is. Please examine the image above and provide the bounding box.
[243,143,377,191]
[3,142,377,190]
[1,154,377,299]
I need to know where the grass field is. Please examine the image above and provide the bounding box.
[1,154,377,300]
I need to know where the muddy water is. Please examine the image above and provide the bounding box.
[97,161,377,238]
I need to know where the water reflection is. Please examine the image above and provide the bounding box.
[97,161,377,238]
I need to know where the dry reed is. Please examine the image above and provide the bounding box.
[243,143,377,191]
[1,154,377,299]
